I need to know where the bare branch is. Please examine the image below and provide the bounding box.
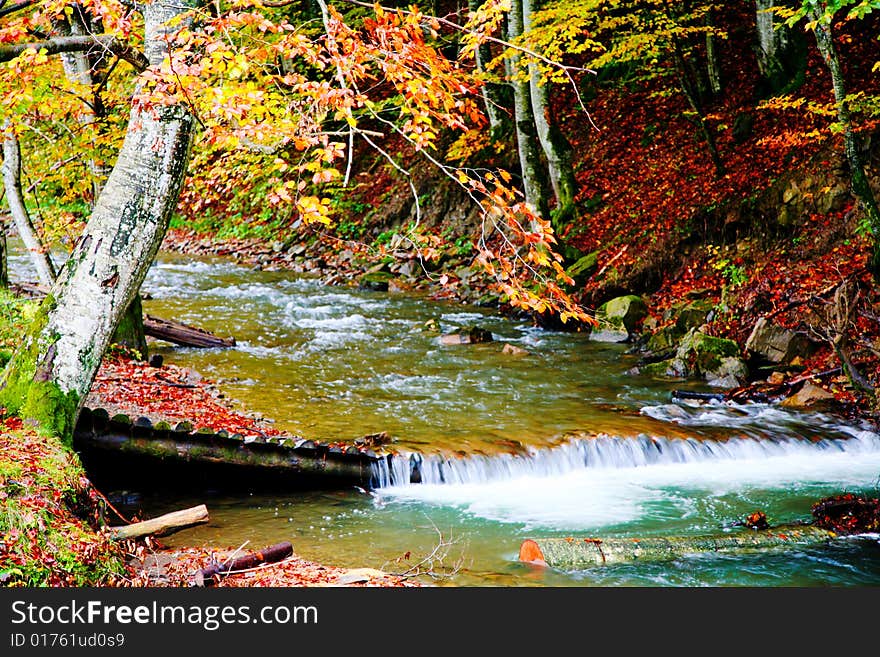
[0,35,149,72]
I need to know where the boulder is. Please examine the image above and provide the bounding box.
[675,299,715,333]
[780,382,835,409]
[640,328,748,386]
[439,326,494,345]
[565,251,599,286]
[592,295,648,343]
[745,317,816,364]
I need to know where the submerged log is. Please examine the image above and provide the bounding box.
[195,541,293,586]
[143,314,235,348]
[108,504,209,541]
[519,525,837,569]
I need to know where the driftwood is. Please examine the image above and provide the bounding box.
[108,504,209,541]
[519,524,837,569]
[195,541,293,586]
[143,314,235,348]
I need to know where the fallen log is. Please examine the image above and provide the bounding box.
[107,504,209,541]
[195,541,293,586]
[143,314,235,348]
[8,283,234,349]
[519,525,837,569]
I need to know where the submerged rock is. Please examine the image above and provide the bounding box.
[439,326,494,345]
[502,343,529,356]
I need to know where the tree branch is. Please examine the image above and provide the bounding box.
[0,35,148,72]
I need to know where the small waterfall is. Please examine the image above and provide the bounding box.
[371,428,880,488]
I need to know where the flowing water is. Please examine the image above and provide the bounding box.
[9,244,880,586]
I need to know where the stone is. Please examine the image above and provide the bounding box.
[358,271,392,292]
[745,317,816,364]
[645,325,681,353]
[589,325,631,343]
[502,343,529,356]
[596,295,648,336]
[439,326,493,345]
[675,299,715,333]
[565,251,599,286]
[767,371,786,385]
[641,328,747,385]
[780,382,835,409]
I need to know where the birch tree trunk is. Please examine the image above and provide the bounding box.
[0,0,197,440]
[522,0,577,231]
[810,9,880,279]
[1,129,57,286]
[507,0,549,218]
[57,8,148,359]
[468,0,508,139]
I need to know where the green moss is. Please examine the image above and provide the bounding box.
[0,293,80,444]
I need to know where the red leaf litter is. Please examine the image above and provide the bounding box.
[88,354,288,440]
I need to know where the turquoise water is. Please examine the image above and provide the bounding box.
[9,245,880,585]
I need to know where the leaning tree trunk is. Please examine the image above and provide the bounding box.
[1,128,58,286]
[810,11,880,280]
[58,8,149,359]
[522,0,577,231]
[0,0,196,441]
[507,0,549,218]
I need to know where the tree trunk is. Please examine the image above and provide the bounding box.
[108,504,209,540]
[0,0,197,441]
[468,0,508,139]
[1,128,58,286]
[811,10,880,279]
[0,222,7,289]
[670,36,724,177]
[506,0,549,218]
[522,0,577,232]
[57,8,113,201]
[111,294,149,359]
[143,313,236,348]
[705,10,722,96]
[755,0,806,94]
[519,525,837,568]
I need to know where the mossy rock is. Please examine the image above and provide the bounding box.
[645,325,682,354]
[674,299,715,333]
[596,295,648,335]
[565,251,599,286]
[358,271,393,291]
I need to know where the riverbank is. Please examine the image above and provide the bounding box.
[0,357,418,588]
[0,287,417,587]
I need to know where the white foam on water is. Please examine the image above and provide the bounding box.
[373,431,880,530]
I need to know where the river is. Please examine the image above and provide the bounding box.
[9,244,880,586]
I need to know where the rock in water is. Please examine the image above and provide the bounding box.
[439,326,494,345]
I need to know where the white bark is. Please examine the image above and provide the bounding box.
[522,0,576,227]
[1,0,196,423]
[1,128,57,286]
[507,0,548,217]
[58,10,111,197]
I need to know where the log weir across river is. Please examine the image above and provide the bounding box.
[9,244,880,586]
